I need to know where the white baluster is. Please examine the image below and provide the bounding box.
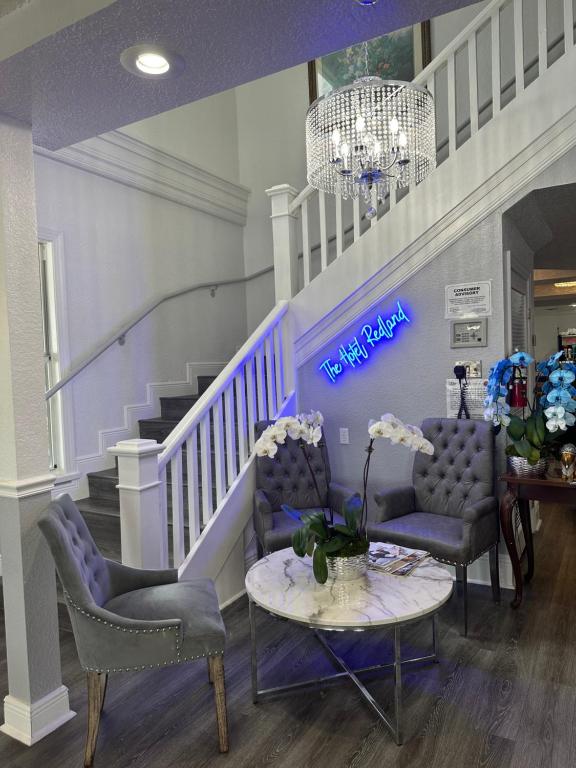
[468,33,479,135]
[171,449,185,567]
[186,430,200,547]
[109,439,167,569]
[514,0,525,95]
[447,52,457,155]
[235,372,248,465]
[301,197,312,287]
[319,190,328,271]
[353,196,361,241]
[265,333,277,418]
[335,189,343,258]
[200,414,213,524]
[491,9,501,116]
[246,359,257,450]
[159,466,168,565]
[224,384,237,484]
[538,0,548,74]
[256,344,267,420]
[213,397,226,505]
[273,323,284,408]
[266,184,298,301]
[565,0,574,50]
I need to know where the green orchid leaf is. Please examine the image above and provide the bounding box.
[306,533,315,558]
[323,535,348,553]
[535,411,547,444]
[526,415,544,448]
[292,527,307,557]
[313,547,328,584]
[505,444,519,457]
[514,438,534,460]
[333,524,356,538]
[507,416,526,441]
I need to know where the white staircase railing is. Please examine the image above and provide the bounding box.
[272,0,575,298]
[110,301,294,571]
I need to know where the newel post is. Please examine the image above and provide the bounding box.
[266,184,299,301]
[108,439,167,569]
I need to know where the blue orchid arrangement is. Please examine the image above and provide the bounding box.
[484,350,576,465]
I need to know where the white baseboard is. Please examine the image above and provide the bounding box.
[219,588,247,610]
[68,361,226,499]
[1,687,75,746]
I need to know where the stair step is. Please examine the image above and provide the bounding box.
[160,394,199,420]
[197,375,217,395]
[138,417,179,442]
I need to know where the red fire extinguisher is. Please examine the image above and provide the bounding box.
[509,369,528,408]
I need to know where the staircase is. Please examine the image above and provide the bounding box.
[78,375,217,517]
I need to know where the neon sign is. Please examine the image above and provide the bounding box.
[319,300,410,383]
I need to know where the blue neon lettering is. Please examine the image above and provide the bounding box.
[318,300,410,383]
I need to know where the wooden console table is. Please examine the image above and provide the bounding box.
[500,473,576,608]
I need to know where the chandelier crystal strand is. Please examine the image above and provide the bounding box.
[306,77,436,218]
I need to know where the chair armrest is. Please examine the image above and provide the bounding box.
[253,489,273,546]
[373,485,416,522]
[65,599,183,672]
[462,497,498,524]
[329,482,361,517]
[106,559,178,597]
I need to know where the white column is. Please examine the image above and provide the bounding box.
[108,439,167,569]
[266,184,299,301]
[0,116,74,745]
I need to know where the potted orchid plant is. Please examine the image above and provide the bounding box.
[255,410,434,584]
[484,350,576,474]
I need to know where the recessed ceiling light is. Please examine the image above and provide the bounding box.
[354,0,380,5]
[554,281,576,288]
[136,52,170,75]
[120,44,185,80]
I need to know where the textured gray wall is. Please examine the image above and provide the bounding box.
[298,212,506,517]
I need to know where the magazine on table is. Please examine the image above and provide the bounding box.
[369,544,430,576]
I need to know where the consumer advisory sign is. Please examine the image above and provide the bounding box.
[444,281,492,319]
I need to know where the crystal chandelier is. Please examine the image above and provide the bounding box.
[306,45,436,218]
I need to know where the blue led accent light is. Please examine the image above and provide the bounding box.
[318,300,410,383]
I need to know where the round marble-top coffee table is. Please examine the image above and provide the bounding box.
[245,545,453,745]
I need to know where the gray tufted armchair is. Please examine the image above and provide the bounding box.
[371,418,500,635]
[38,494,228,766]
[253,420,358,557]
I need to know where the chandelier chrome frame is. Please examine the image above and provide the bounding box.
[306,74,436,217]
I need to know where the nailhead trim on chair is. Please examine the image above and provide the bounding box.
[433,542,496,568]
[64,590,224,673]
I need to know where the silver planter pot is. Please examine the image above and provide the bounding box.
[326,552,369,582]
[507,456,549,478]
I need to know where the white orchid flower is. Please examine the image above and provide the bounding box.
[254,437,278,457]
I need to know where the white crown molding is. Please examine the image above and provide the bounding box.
[291,51,576,367]
[34,131,251,227]
[1,687,75,746]
[0,474,55,500]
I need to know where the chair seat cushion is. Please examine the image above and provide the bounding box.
[265,508,344,553]
[367,512,468,563]
[104,578,225,659]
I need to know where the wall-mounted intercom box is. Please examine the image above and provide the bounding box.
[450,318,487,348]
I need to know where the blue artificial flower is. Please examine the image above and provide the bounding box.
[565,398,576,413]
[547,387,572,406]
[509,351,534,366]
[542,381,552,394]
[547,351,564,367]
[549,368,576,387]
[537,361,550,375]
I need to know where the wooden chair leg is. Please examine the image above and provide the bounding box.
[99,673,108,714]
[84,672,104,767]
[208,655,229,753]
[462,565,468,637]
[489,544,501,604]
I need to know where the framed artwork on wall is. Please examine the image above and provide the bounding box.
[308,21,432,104]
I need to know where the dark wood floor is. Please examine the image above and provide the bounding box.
[1,504,576,767]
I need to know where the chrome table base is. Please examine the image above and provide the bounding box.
[248,598,440,746]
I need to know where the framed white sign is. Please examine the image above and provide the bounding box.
[445,281,492,319]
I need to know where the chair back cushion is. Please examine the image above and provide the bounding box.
[38,494,111,608]
[413,418,495,518]
[254,420,331,511]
